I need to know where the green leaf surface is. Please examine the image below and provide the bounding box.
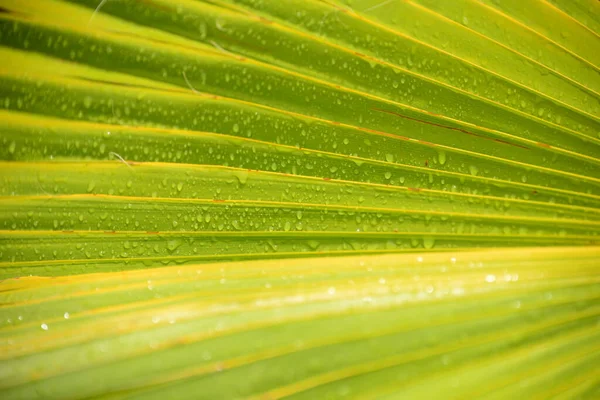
[0,0,598,398]
[1,248,599,399]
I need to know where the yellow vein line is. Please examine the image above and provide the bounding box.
[3,247,598,291]
[4,160,600,215]
[5,193,600,228]
[8,260,586,315]
[15,0,594,154]
[367,325,600,399]
[3,229,599,239]
[540,0,600,40]
[6,69,600,187]
[334,0,600,122]
[2,252,596,306]
[262,0,600,124]
[0,249,479,270]
[2,280,597,385]
[538,367,600,399]
[495,349,600,399]
[203,0,600,142]
[253,316,599,399]
[3,117,600,205]
[57,299,600,398]
[3,268,598,320]
[407,0,600,99]
[471,0,600,71]
[3,246,599,273]
[9,248,591,302]
[1,244,594,270]
[465,338,600,398]
[3,13,600,165]
[0,272,546,353]
[4,112,600,206]
[110,26,600,157]
[0,293,543,386]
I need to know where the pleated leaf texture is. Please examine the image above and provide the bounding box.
[1,0,599,398]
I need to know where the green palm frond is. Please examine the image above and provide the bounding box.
[0,0,599,398]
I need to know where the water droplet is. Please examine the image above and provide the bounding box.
[41,323,48,331]
[437,150,446,165]
[167,240,181,252]
[423,237,435,249]
[234,170,248,185]
[485,274,496,283]
[307,240,319,250]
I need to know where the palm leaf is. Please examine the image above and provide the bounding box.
[0,0,599,398]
